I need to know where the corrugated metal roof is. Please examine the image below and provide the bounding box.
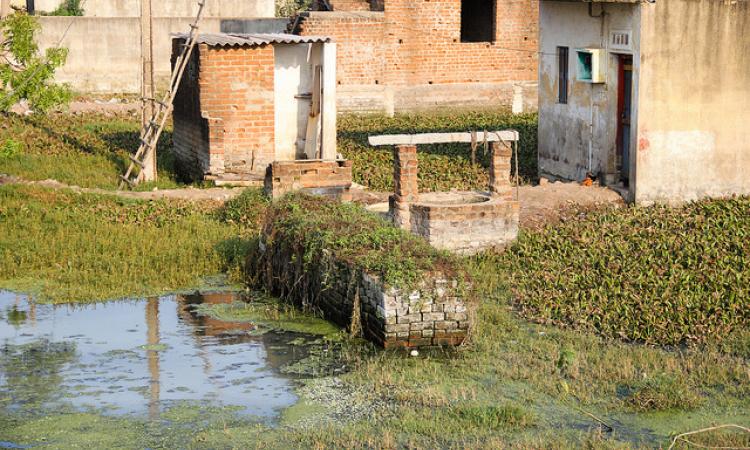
[172,33,332,47]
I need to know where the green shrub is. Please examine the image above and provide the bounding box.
[338,111,538,192]
[0,139,22,158]
[501,197,750,346]
[45,0,85,16]
[0,12,71,112]
[216,188,269,234]
[276,0,311,17]
[261,193,465,288]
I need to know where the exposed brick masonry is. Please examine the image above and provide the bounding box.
[173,40,276,180]
[297,0,538,112]
[264,160,353,200]
[389,144,419,228]
[489,141,514,200]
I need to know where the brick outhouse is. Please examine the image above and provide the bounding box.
[171,33,338,185]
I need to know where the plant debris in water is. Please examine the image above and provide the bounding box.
[190,295,342,339]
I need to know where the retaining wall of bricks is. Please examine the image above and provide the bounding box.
[258,221,472,348]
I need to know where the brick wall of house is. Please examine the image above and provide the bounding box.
[297,0,538,112]
[297,12,385,87]
[172,41,211,180]
[330,0,372,11]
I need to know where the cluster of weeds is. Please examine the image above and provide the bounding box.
[0,112,182,189]
[499,197,750,346]
[216,188,269,234]
[450,404,535,430]
[262,193,465,289]
[0,139,22,158]
[623,375,704,412]
[338,111,538,192]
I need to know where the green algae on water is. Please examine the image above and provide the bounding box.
[192,298,342,339]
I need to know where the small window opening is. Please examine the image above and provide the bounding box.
[558,46,569,104]
[461,0,496,43]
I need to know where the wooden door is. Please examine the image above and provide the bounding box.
[616,55,633,185]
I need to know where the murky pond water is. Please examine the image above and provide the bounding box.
[0,290,328,420]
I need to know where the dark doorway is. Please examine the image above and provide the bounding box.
[461,0,495,43]
[616,55,633,186]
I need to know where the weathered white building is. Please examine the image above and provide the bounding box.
[538,0,749,203]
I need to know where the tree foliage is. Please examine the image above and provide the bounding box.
[276,0,313,17]
[46,0,85,16]
[0,12,72,113]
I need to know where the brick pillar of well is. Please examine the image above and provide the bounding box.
[489,141,514,200]
[390,144,419,229]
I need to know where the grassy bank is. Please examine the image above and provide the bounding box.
[0,185,267,302]
[0,112,184,190]
[260,194,463,288]
[339,111,538,192]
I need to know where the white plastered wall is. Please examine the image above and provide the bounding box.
[273,42,337,162]
[538,1,640,193]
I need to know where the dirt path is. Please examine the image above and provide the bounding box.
[0,174,245,202]
[518,181,624,229]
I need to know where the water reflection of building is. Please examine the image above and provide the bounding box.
[175,292,308,374]
[176,292,255,340]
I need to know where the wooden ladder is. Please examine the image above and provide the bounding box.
[118,0,206,190]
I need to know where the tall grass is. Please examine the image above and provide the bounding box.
[0,185,264,302]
